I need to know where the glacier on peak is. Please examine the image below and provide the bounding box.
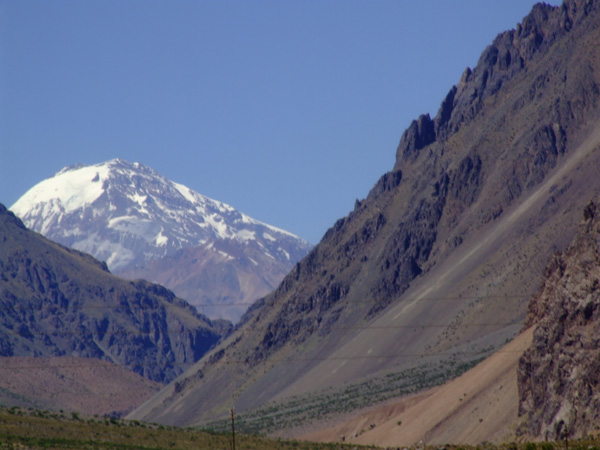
[10,158,311,274]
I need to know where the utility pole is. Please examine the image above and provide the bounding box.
[230,407,236,450]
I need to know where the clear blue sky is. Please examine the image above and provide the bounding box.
[0,0,561,245]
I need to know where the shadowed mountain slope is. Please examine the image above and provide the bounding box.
[130,0,600,431]
[0,203,222,383]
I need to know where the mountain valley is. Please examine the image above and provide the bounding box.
[128,0,600,443]
[2,0,600,445]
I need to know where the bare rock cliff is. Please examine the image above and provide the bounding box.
[518,200,600,440]
[0,203,222,383]
[396,0,598,164]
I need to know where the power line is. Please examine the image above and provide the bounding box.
[0,295,531,371]
[329,322,517,330]
[211,347,528,365]
[0,360,198,370]
[0,292,536,310]
[0,347,528,371]
[0,319,528,368]
[192,293,535,308]
[0,326,219,338]
[0,319,520,339]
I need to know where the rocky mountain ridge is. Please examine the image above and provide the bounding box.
[10,159,312,321]
[130,0,600,433]
[233,0,600,373]
[397,0,596,161]
[0,202,222,383]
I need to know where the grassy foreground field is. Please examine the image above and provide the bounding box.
[1,406,600,450]
[0,407,375,450]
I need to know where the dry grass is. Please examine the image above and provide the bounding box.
[0,357,161,417]
[1,407,598,450]
[0,407,379,450]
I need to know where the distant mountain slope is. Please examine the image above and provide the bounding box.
[10,159,312,321]
[0,203,221,383]
[0,356,161,417]
[518,200,600,440]
[130,0,600,432]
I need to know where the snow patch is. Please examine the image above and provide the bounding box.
[263,232,277,242]
[107,215,138,228]
[205,213,231,239]
[173,182,197,204]
[237,229,256,242]
[11,163,110,216]
[155,229,168,247]
[217,250,234,261]
[128,193,147,206]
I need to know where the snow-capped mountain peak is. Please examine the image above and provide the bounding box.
[11,159,311,273]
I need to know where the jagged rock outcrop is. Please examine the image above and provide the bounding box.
[397,114,436,162]
[518,200,600,440]
[0,203,222,383]
[396,0,599,160]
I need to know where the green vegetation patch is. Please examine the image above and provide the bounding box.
[206,354,484,435]
[1,406,599,450]
[0,407,377,450]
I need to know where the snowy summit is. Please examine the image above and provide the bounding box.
[11,159,311,273]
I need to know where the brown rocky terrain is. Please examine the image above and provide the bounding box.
[0,356,160,417]
[301,327,534,447]
[517,200,600,440]
[118,238,293,322]
[130,0,600,434]
[297,190,600,447]
[0,203,222,384]
[295,201,600,446]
